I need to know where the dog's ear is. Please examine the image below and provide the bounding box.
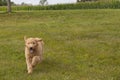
[24,36,27,41]
[35,38,42,42]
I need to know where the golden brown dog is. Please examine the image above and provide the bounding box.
[24,36,44,74]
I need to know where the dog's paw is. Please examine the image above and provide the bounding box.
[28,71,32,74]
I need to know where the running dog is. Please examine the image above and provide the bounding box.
[24,36,44,74]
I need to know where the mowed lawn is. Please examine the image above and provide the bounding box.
[0,9,120,80]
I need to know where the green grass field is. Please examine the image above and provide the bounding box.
[0,9,120,80]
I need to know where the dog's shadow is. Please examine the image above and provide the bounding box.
[34,58,69,74]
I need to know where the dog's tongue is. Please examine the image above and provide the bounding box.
[30,50,33,53]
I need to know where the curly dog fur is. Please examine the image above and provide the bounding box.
[24,36,44,74]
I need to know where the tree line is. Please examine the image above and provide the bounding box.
[0,0,118,13]
[0,0,48,13]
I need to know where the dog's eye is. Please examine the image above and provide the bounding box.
[27,43,30,44]
[33,42,35,44]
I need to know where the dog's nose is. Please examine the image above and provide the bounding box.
[30,47,33,50]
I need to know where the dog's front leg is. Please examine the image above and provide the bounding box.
[26,58,33,74]
[32,56,41,67]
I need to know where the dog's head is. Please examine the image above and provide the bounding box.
[24,36,42,54]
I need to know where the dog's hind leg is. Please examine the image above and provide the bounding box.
[32,56,41,67]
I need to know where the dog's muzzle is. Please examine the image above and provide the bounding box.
[29,47,34,53]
